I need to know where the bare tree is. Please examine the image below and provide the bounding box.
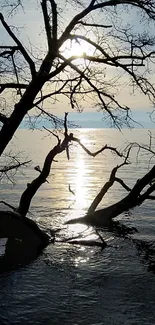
[0,0,155,158]
[66,140,155,227]
[0,1,155,268]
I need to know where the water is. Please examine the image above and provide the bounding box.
[0,128,155,325]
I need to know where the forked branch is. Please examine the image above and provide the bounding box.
[17,114,124,217]
[87,147,131,213]
[72,136,123,157]
[0,13,36,78]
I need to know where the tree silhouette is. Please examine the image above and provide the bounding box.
[0,1,155,267]
[0,0,155,157]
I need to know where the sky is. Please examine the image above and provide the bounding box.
[0,1,155,129]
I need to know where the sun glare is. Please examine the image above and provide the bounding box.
[61,39,93,59]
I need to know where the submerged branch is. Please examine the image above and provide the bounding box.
[66,143,155,227]
[72,136,123,157]
[0,200,16,211]
[114,177,131,191]
[17,115,125,217]
[66,239,107,248]
[17,129,74,216]
[87,148,131,214]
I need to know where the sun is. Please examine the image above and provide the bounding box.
[60,39,93,59]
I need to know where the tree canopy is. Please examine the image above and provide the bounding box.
[0,0,155,158]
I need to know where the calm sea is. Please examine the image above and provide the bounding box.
[0,128,155,325]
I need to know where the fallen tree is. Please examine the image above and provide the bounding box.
[1,114,125,268]
[1,116,155,270]
[66,148,155,227]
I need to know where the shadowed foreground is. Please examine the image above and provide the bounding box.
[0,211,49,270]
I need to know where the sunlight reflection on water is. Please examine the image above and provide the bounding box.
[3,128,155,244]
[75,157,86,208]
[74,255,90,267]
[1,129,155,324]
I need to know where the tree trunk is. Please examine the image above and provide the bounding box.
[0,73,47,156]
[66,164,155,227]
[0,210,50,271]
[17,145,59,216]
[0,210,49,246]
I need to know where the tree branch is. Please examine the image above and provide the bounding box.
[59,0,155,50]
[0,13,36,78]
[17,128,73,216]
[0,45,18,50]
[0,160,31,173]
[87,151,130,214]
[50,0,57,42]
[33,80,68,107]
[114,177,131,191]
[69,34,154,63]
[136,182,155,206]
[34,105,66,128]
[0,200,16,211]
[16,111,124,217]
[0,83,28,94]
[78,21,112,28]
[92,0,155,20]
[58,1,97,47]
[58,54,129,126]
[72,136,123,157]
[41,0,52,51]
